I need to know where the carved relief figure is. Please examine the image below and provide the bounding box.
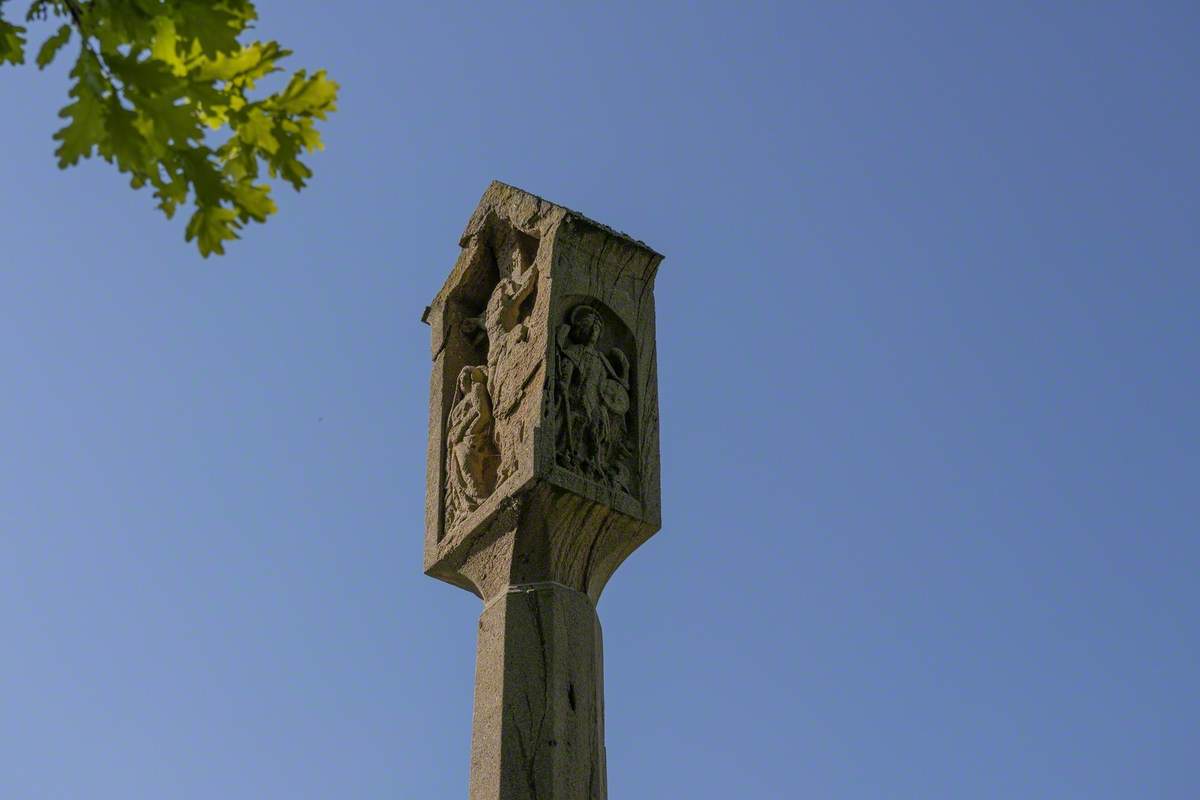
[462,251,539,488]
[445,365,499,531]
[555,304,636,494]
[483,258,539,419]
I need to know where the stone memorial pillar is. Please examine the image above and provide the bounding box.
[421,182,664,799]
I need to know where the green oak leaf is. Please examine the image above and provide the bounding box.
[106,51,182,97]
[53,57,108,167]
[150,16,185,73]
[271,69,337,116]
[230,180,275,223]
[236,106,278,154]
[195,40,287,86]
[178,147,230,206]
[2,0,338,257]
[141,94,204,147]
[152,168,190,219]
[35,23,69,69]
[101,96,151,175]
[0,18,25,65]
[175,1,247,58]
[185,205,240,257]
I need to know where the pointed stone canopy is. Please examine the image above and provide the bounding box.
[421,182,664,799]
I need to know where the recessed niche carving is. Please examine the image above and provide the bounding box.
[553,298,639,498]
[442,219,541,534]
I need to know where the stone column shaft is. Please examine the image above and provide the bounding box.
[469,583,605,800]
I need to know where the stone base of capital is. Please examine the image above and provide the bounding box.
[469,583,607,800]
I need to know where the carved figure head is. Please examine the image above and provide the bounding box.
[455,364,487,398]
[457,366,473,396]
[570,304,603,346]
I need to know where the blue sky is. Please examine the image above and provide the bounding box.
[2,2,1198,797]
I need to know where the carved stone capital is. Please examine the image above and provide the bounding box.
[422,181,663,603]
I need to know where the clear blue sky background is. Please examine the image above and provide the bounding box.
[2,2,1197,798]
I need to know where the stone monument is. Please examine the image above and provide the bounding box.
[422,181,664,799]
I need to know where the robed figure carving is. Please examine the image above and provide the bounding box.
[456,254,539,486]
[444,365,498,531]
[555,304,635,495]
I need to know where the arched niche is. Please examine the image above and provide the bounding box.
[439,216,543,540]
[551,296,640,499]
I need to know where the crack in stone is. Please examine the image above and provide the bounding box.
[524,590,553,797]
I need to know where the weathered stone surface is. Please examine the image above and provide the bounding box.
[423,182,662,798]
[423,180,663,603]
[469,583,605,800]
